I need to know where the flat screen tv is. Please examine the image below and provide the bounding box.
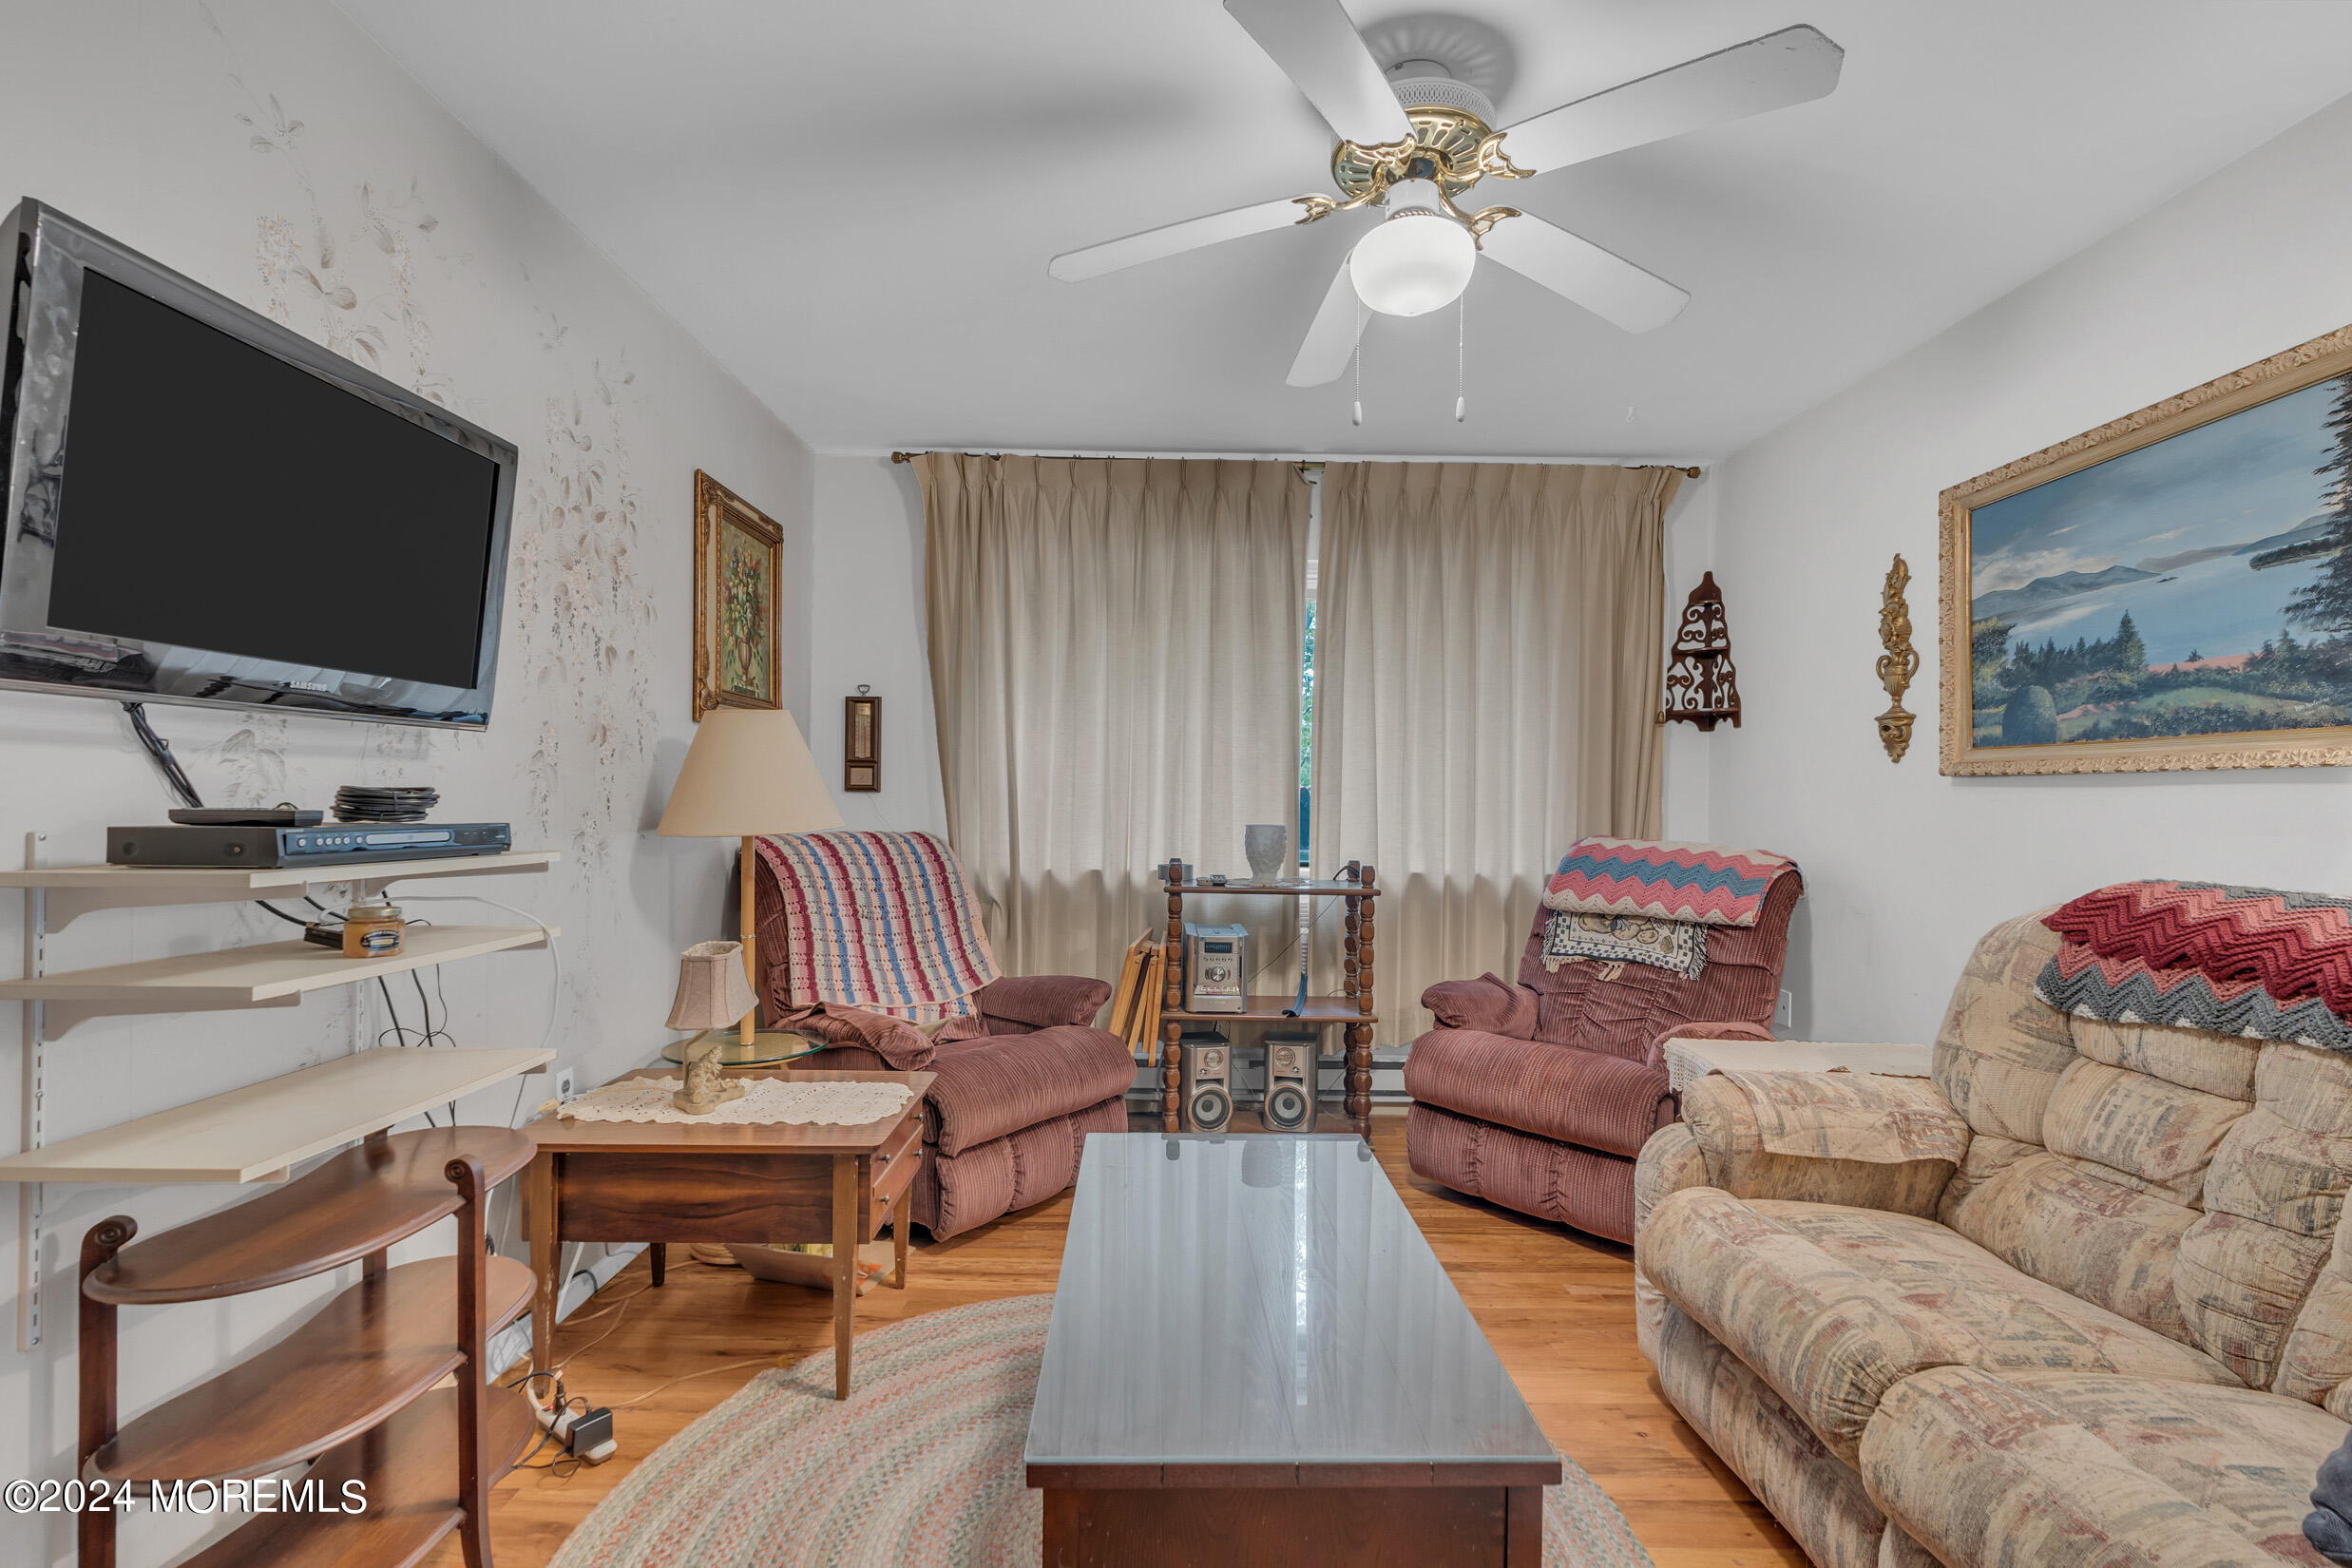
[0,199,517,727]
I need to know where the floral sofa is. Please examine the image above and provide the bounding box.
[1635,897,2352,1568]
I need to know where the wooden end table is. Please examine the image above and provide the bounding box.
[520,1066,932,1399]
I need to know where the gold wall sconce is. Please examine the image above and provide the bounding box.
[1877,555,1920,762]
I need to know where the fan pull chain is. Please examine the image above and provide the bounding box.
[1454,290,1467,423]
[1351,302,1366,427]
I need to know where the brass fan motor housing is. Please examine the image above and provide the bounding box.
[1294,105,1528,239]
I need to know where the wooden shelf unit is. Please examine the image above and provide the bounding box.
[80,1128,533,1568]
[90,1255,534,1483]
[86,1129,531,1304]
[178,1385,538,1568]
[1163,997,1381,1024]
[1157,857,1379,1138]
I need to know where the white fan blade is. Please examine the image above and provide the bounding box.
[1225,0,1414,146]
[1480,217,1691,334]
[1049,196,1311,282]
[1287,258,1367,386]
[1499,25,1843,176]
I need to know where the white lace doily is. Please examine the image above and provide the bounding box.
[559,1076,917,1126]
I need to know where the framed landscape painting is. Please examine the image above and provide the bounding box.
[1941,322,2352,775]
[692,468,782,720]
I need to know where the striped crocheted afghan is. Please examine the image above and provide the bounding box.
[755,831,999,1024]
[2036,880,2352,1051]
[1541,837,1798,928]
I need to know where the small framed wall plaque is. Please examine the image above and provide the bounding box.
[844,689,881,792]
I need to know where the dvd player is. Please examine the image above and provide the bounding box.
[107,822,511,869]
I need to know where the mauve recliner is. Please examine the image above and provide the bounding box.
[1405,848,1802,1242]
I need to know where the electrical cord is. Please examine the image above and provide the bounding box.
[550,1284,650,1374]
[122,701,201,809]
[379,889,561,1054]
[607,1357,777,1409]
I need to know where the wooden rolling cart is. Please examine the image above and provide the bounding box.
[1156,858,1379,1138]
[77,1126,538,1568]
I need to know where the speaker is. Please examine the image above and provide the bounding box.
[1180,1030,1232,1133]
[1262,1036,1315,1132]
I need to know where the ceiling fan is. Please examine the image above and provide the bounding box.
[1048,1,1844,387]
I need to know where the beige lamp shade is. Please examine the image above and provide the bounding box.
[657,709,845,838]
[667,940,759,1031]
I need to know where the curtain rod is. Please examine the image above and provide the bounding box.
[889,449,1700,478]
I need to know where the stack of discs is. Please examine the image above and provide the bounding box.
[334,784,439,824]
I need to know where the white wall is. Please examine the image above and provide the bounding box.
[0,6,813,1562]
[1706,91,2352,1045]
[808,455,948,837]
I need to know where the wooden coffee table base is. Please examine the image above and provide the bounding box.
[1033,1474,1543,1567]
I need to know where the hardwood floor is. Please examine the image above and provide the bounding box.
[435,1109,1806,1568]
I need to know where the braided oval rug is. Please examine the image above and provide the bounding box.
[549,1294,1655,1568]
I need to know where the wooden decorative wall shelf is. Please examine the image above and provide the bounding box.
[1659,571,1742,730]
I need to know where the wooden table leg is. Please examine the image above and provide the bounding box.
[1505,1485,1542,1563]
[890,1202,908,1289]
[832,1154,857,1399]
[526,1151,558,1375]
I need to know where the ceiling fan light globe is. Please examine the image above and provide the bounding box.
[1349,210,1475,317]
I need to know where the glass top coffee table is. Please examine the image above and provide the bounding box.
[1024,1134,1558,1566]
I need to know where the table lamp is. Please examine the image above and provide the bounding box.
[668,941,755,1113]
[657,709,843,1047]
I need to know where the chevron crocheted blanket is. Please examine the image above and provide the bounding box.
[755,831,999,1024]
[2035,880,2352,1051]
[1541,837,1798,928]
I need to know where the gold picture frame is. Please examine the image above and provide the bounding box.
[693,469,783,720]
[1941,320,2352,776]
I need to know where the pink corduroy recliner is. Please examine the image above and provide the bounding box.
[750,830,1135,1239]
[1405,838,1802,1243]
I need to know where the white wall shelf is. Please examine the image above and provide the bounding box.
[0,924,556,1041]
[10,835,563,1348]
[0,849,559,932]
[0,1045,554,1184]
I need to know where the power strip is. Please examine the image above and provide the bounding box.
[534,1387,617,1464]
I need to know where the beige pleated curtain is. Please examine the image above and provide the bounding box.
[919,453,1308,985]
[1310,462,1680,1040]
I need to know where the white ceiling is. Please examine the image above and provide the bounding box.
[339,1,2352,461]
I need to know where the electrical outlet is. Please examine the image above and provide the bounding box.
[555,1067,576,1102]
[1776,990,1794,1030]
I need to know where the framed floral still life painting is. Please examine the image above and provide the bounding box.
[693,469,782,720]
[1941,321,2352,775]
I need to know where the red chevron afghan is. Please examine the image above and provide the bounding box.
[2042,880,2352,1019]
[1542,837,1798,928]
